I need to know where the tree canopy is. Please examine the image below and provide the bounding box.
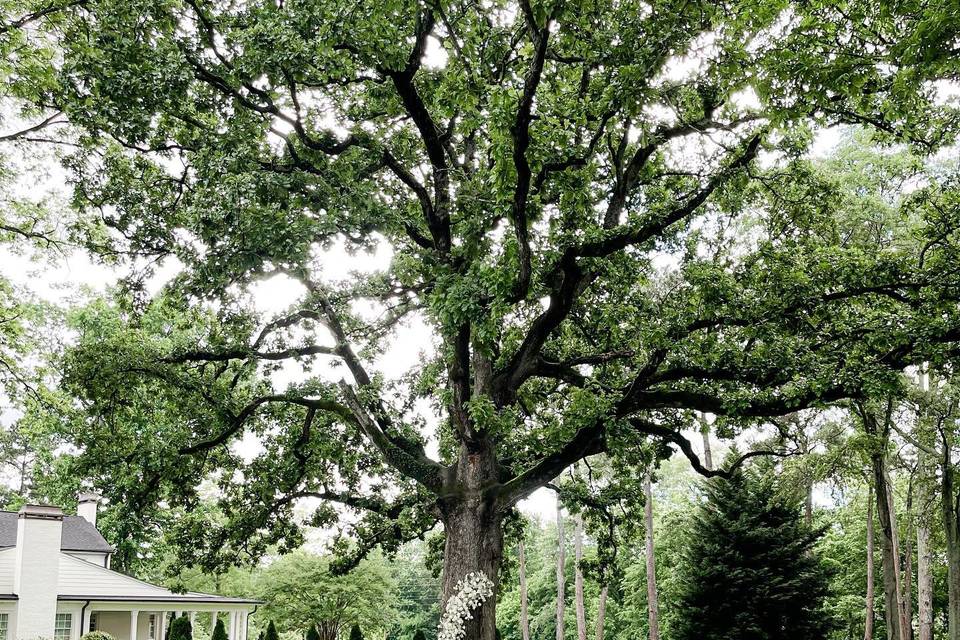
[3,0,960,638]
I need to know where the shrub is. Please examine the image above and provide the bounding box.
[305,626,320,640]
[264,621,279,640]
[412,632,426,640]
[211,619,228,640]
[348,625,363,640]
[81,632,116,640]
[168,616,192,640]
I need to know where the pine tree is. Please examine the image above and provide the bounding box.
[348,625,363,640]
[412,631,426,640]
[265,621,279,640]
[674,463,834,640]
[211,620,228,640]
[167,617,192,640]
[305,626,320,640]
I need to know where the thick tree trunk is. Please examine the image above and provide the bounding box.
[574,515,587,640]
[866,487,875,640]
[440,450,505,640]
[644,470,660,640]
[557,500,566,640]
[595,586,608,640]
[519,541,531,640]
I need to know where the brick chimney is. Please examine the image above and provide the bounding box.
[77,491,102,528]
[14,504,63,640]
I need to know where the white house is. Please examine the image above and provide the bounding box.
[0,495,259,640]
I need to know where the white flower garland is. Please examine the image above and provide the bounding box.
[437,571,495,640]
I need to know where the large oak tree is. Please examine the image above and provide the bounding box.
[5,0,960,637]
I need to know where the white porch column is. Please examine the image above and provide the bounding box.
[130,610,139,640]
[158,611,167,640]
[210,612,219,637]
[189,612,196,629]
[228,612,237,640]
[239,612,248,640]
[81,608,92,637]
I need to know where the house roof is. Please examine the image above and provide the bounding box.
[0,511,115,553]
[0,548,259,607]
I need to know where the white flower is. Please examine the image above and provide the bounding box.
[437,571,495,640]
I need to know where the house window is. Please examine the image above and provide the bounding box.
[0,613,9,640]
[89,614,99,632]
[54,613,73,640]
[148,614,156,640]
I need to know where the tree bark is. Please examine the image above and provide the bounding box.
[873,453,904,640]
[866,486,875,640]
[903,481,914,640]
[574,514,587,640]
[557,500,566,640]
[644,469,661,640]
[884,467,910,640]
[595,586,608,640]
[915,367,934,640]
[700,416,713,472]
[917,515,933,640]
[861,402,907,640]
[439,449,505,640]
[942,432,960,640]
[519,541,530,640]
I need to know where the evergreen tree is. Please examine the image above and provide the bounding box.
[674,464,834,640]
[412,631,426,640]
[167,617,192,640]
[348,625,363,640]
[305,626,320,640]
[211,619,228,640]
[264,621,279,640]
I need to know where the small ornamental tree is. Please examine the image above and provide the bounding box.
[413,632,427,640]
[211,619,228,640]
[348,626,363,640]
[168,616,193,640]
[264,621,279,640]
[305,626,320,640]
[674,462,834,640]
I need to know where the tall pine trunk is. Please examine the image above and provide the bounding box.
[700,418,713,471]
[557,500,566,640]
[595,586,608,640]
[942,433,960,640]
[861,402,906,640]
[903,482,914,640]
[917,516,933,640]
[873,454,905,640]
[644,470,661,640]
[574,514,587,640]
[866,486,875,640]
[884,467,910,640]
[519,541,531,640]
[916,372,934,640]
